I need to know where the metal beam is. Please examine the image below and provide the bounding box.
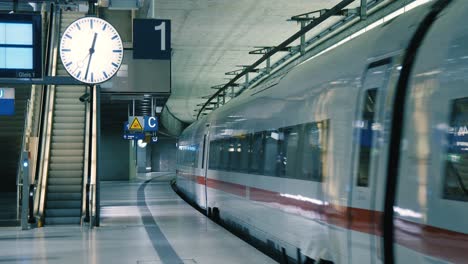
[242,0,390,94]
[211,84,226,90]
[197,102,217,106]
[289,9,329,22]
[0,76,82,85]
[226,66,259,76]
[361,0,367,20]
[197,0,354,119]
[249,46,291,55]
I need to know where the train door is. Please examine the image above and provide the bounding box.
[201,129,210,213]
[349,59,394,263]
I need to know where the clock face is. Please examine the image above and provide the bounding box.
[60,17,123,84]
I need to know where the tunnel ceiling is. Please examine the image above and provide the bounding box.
[0,0,361,126]
[150,0,359,123]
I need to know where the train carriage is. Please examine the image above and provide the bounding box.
[176,0,468,263]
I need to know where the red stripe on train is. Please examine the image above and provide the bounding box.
[176,171,468,263]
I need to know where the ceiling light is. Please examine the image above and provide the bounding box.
[137,139,147,148]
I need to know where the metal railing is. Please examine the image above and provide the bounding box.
[196,0,355,119]
[195,0,405,119]
[16,97,32,226]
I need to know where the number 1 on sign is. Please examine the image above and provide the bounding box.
[155,22,166,51]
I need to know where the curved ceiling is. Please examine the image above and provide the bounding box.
[153,0,346,123]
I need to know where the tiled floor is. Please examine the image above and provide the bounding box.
[0,174,275,264]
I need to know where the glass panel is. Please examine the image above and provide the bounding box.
[0,24,5,44]
[249,132,265,174]
[0,47,5,68]
[300,121,328,182]
[5,47,33,69]
[209,140,219,169]
[357,89,378,187]
[229,137,241,171]
[282,126,300,178]
[239,134,251,172]
[4,23,32,45]
[443,97,468,201]
[264,130,280,176]
[220,139,230,171]
[193,144,199,167]
[0,23,33,45]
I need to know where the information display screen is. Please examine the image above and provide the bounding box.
[0,14,41,78]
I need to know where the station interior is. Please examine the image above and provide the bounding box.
[0,0,467,263]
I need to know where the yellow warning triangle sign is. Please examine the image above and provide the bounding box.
[130,117,143,130]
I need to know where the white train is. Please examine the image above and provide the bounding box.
[175,0,468,263]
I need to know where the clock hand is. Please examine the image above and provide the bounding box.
[73,53,91,74]
[84,32,98,81]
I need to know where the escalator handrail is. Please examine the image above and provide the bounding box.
[34,3,61,220]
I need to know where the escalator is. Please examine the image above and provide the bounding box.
[41,11,89,225]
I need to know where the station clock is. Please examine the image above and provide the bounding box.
[59,17,123,84]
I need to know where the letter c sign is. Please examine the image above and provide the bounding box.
[145,116,158,131]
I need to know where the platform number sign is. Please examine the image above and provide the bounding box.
[133,19,171,60]
[154,22,166,51]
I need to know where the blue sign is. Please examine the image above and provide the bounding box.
[0,88,14,116]
[123,121,145,140]
[133,19,171,60]
[123,116,157,140]
[144,116,158,132]
[123,133,145,140]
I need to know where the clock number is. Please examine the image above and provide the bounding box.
[154,22,166,51]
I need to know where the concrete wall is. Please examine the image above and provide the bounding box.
[151,138,176,172]
[100,127,130,181]
[100,130,176,179]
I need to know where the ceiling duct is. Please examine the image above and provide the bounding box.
[98,0,109,7]
[105,0,144,10]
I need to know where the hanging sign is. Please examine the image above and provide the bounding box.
[0,88,15,116]
[128,116,144,131]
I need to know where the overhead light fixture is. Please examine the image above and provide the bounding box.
[137,139,147,148]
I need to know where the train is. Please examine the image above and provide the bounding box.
[175,0,468,263]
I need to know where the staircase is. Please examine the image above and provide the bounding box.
[0,85,31,226]
[44,11,87,225]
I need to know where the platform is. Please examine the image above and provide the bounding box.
[0,174,274,264]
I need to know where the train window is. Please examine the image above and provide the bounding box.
[220,139,230,171]
[230,137,241,171]
[239,134,251,173]
[443,97,468,201]
[177,144,198,167]
[191,144,199,168]
[279,126,300,178]
[300,121,328,182]
[264,130,280,176]
[217,140,223,169]
[249,132,265,174]
[209,140,220,169]
[208,141,214,169]
[357,89,378,187]
[276,129,286,177]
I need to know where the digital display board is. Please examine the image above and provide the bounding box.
[0,14,41,78]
